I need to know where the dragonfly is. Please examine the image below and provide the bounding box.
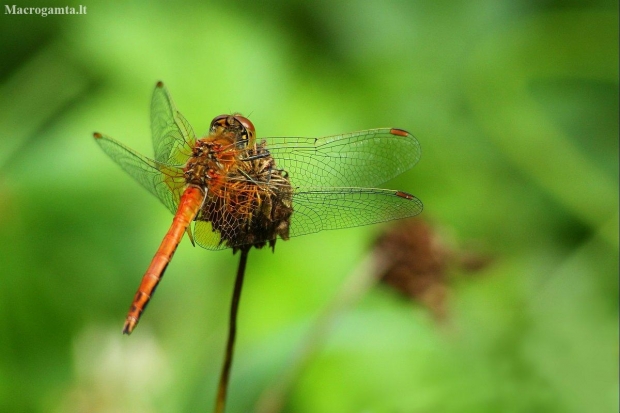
[94,81,423,334]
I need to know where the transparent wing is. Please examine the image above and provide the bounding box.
[94,132,186,215]
[264,128,420,188]
[192,221,228,251]
[289,187,423,237]
[190,187,423,250]
[150,81,196,165]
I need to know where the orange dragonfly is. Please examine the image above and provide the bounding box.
[94,81,422,334]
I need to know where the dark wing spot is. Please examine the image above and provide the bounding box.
[395,190,414,200]
[389,128,409,137]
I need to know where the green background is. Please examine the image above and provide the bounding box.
[0,1,617,412]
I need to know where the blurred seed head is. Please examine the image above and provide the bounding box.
[374,218,491,322]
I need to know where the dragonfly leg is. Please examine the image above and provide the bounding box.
[240,150,271,161]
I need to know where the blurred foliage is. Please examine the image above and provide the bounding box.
[0,0,617,412]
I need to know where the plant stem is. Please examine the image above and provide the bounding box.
[214,247,250,413]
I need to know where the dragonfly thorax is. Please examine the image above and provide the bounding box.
[184,140,225,187]
[183,130,294,251]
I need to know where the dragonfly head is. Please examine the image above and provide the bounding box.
[210,114,256,148]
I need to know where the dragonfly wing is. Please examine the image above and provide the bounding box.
[151,81,196,165]
[289,187,423,237]
[192,221,228,251]
[265,128,421,188]
[94,133,186,215]
[191,186,423,250]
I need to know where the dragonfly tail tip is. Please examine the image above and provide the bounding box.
[122,320,135,335]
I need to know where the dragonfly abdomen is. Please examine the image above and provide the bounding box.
[122,185,205,334]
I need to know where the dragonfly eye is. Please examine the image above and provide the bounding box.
[209,114,230,133]
[209,114,255,147]
[232,115,255,146]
